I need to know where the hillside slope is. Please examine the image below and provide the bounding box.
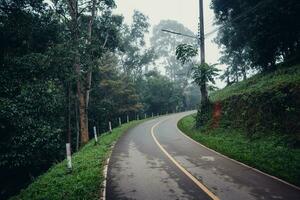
[178,64,300,186]
[211,64,300,137]
[10,120,146,200]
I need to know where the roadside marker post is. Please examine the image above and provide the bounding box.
[118,117,122,126]
[137,115,139,120]
[109,121,112,133]
[127,115,129,123]
[144,113,147,119]
[93,126,98,143]
[66,143,72,172]
[152,113,154,118]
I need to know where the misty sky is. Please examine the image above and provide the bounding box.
[114,0,225,87]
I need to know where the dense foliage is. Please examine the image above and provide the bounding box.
[179,64,300,185]
[211,0,300,81]
[210,64,300,136]
[10,119,145,200]
[0,1,198,199]
[150,20,199,109]
[175,43,219,127]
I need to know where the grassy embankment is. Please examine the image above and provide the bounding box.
[178,64,300,186]
[10,119,147,200]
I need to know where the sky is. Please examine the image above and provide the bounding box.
[114,0,226,88]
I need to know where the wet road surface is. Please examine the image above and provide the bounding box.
[106,112,300,200]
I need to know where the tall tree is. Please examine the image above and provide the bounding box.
[119,10,156,79]
[150,20,195,81]
[219,48,251,84]
[137,70,182,114]
[176,44,219,126]
[0,1,67,197]
[151,20,198,109]
[52,0,116,145]
[212,0,300,71]
[89,53,142,131]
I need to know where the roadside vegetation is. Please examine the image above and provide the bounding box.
[0,1,200,199]
[178,63,300,186]
[10,119,146,200]
[178,115,300,186]
[1,0,300,198]
[175,0,300,186]
[210,64,300,102]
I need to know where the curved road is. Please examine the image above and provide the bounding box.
[106,112,300,200]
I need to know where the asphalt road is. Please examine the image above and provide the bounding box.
[106,112,300,200]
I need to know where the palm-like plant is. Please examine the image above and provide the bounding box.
[192,63,219,104]
[176,44,219,104]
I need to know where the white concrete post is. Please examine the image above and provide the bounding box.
[137,115,139,120]
[127,115,129,123]
[118,117,122,126]
[144,114,147,119]
[93,126,98,143]
[109,121,112,133]
[66,143,72,171]
[152,113,154,117]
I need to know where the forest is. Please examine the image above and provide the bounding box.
[0,0,201,198]
[1,0,299,199]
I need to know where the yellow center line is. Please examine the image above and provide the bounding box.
[151,118,220,200]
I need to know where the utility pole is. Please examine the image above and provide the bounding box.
[198,0,208,104]
[198,0,205,64]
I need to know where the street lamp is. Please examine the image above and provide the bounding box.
[161,0,205,64]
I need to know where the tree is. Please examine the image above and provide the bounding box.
[0,1,68,198]
[219,48,251,85]
[150,20,198,109]
[119,10,156,79]
[192,63,220,104]
[176,44,219,126]
[137,70,182,114]
[150,20,195,81]
[211,0,300,71]
[88,53,142,131]
[52,0,117,146]
[0,0,123,197]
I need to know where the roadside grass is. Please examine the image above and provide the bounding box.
[10,119,148,200]
[178,114,300,186]
[210,64,300,102]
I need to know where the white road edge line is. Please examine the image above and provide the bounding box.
[176,115,300,191]
[151,119,220,200]
[101,117,158,200]
[101,156,111,200]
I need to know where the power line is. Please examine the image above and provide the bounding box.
[162,0,273,42]
[161,29,197,39]
[204,0,273,38]
[203,0,238,31]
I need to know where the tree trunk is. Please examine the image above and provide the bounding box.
[75,95,80,151]
[66,84,72,145]
[235,70,239,82]
[66,0,98,146]
[77,78,89,145]
[85,0,96,108]
[66,0,89,145]
[200,82,208,105]
[226,76,230,86]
